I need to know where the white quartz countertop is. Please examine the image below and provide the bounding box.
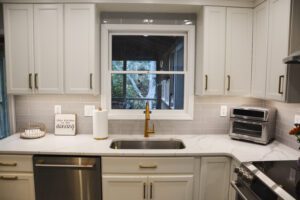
[0,133,299,162]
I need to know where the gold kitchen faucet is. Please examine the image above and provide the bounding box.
[144,101,155,137]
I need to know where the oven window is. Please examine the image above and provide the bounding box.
[232,121,262,137]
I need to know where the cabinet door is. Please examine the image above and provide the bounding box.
[251,1,268,98]
[199,157,230,200]
[225,8,253,96]
[33,4,64,94]
[64,4,96,94]
[149,175,193,200]
[3,4,34,94]
[103,175,147,200]
[0,173,35,200]
[266,0,291,101]
[202,7,226,95]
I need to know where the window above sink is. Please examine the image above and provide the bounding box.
[100,21,195,120]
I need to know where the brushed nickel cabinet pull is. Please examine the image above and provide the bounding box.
[143,183,146,199]
[139,164,157,169]
[205,75,208,90]
[0,176,18,180]
[278,75,284,94]
[90,73,93,89]
[35,73,38,89]
[150,182,153,199]
[227,75,231,91]
[0,162,17,167]
[29,73,32,89]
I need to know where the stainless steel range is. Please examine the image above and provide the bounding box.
[232,160,300,200]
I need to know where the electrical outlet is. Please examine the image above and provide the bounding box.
[294,114,300,124]
[54,105,61,114]
[84,105,95,117]
[220,105,227,117]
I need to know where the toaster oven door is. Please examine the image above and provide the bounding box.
[231,119,264,138]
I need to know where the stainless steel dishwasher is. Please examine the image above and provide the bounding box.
[33,155,101,200]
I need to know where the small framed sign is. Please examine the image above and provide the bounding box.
[55,114,76,136]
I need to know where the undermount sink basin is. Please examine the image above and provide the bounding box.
[110,139,185,150]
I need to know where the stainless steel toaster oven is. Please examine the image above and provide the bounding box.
[229,106,276,144]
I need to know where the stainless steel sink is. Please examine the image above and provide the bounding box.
[110,139,185,149]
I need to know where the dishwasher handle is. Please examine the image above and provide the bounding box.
[35,163,95,169]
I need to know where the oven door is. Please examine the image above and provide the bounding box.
[231,181,261,200]
[231,119,264,138]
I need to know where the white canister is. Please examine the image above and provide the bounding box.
[92,109,108,140]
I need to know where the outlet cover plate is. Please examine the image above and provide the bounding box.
[220,105,228,117]
[84,105,95,117]
[294,114,300,124]
[54,105,61,114]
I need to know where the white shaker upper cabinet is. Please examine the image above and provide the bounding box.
[4,4,34,94]
[225,8,253,96]
[34,4,64,94]
[64,4,99,94]
[196,6,226,95]
[251,1,269,98]
[266,0,291,101]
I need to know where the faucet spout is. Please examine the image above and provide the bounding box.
[144,101,155,137]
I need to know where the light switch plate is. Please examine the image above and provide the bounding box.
[84,105,95,117]
[220,105,228,117]
[294,114,300,124]
[54,105,61,114]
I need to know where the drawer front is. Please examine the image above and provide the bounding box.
[0,155,33,172]
[102,157,194,174]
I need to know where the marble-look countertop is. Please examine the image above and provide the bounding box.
[0,133,299,162]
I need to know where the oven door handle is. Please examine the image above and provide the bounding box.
[231,119,267,125]
[231,181,249,200]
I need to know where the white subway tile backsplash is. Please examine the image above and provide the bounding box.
[14,95,263,137]
[15,95,300,150]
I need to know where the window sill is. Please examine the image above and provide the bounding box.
[108,110,193,120]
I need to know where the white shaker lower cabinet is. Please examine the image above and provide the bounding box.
[0,173,35,200]
[103,175,193,200]
[198,157,231,200]
[64,4,99,94]
[103,175,148,200]
[148,175,193,200]
[102,157,194,200]
[0,155,35,200]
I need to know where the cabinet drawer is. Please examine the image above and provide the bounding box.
[102,157,194,174]
[0,155,33,172]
